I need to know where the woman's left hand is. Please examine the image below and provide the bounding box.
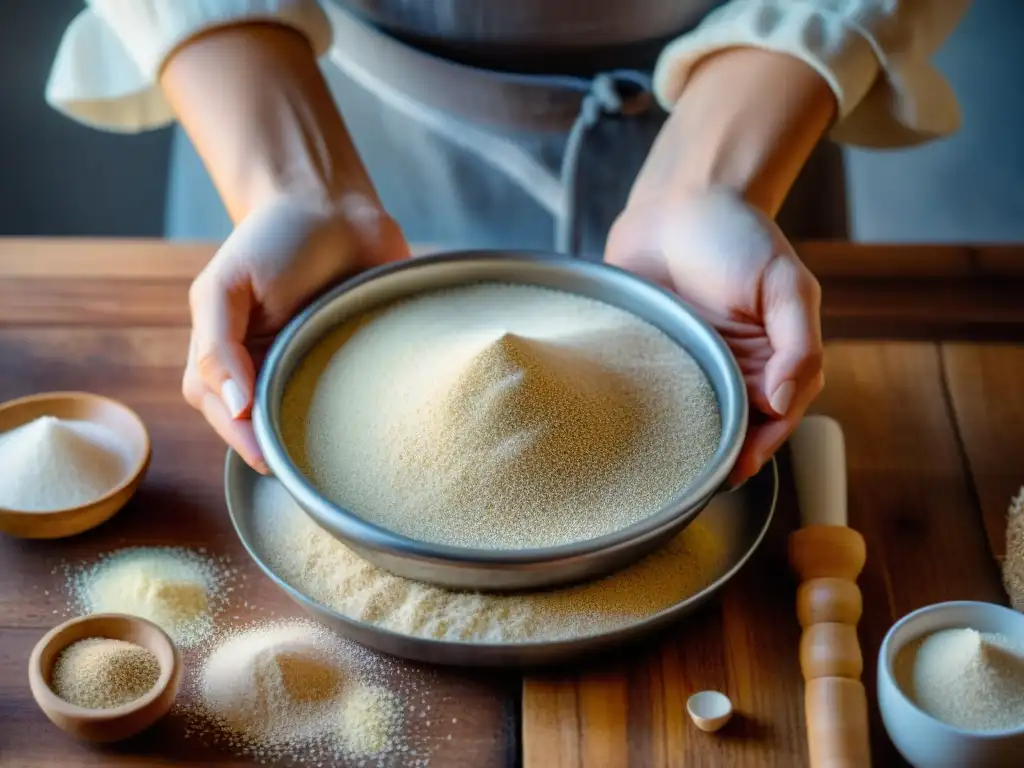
[605,186,824,484]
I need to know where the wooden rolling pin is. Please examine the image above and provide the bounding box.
[787,415,871,768]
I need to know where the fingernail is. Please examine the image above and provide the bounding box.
[221,379,248,420]
[769,381,795,416]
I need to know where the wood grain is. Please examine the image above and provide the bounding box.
[523,452,807,768]
[0,267,518,766]
[523,343,1007,768]
[2,239,1024,338]
[2,239,1018,767]
[941,343,1024,562]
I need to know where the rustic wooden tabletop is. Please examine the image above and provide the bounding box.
[0,238,1022,767]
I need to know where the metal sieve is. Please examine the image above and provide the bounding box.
[252,251,748,591]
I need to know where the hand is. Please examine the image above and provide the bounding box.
[183,193,409,472]
[606,186,824,484]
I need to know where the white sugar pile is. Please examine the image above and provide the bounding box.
[191,620,412,764]
[64,547,238,649]
[895,627,1024,731]
[252,475,725,643]
[0,415,126,511]
[281,283,721,550]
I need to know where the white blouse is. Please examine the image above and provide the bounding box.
[45,0,969,148]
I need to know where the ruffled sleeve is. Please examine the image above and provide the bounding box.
[653,0,971,148]
[46,0,332,133]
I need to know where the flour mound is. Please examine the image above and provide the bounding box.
[68,547,230,649]
[898,627,1024,731]
[0,416,126,511]
[201,622,345,743]
[282,283,722,550]
[418,330,638,503]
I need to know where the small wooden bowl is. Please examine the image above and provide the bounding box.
[0,391,150,538]
[28,613,182,743]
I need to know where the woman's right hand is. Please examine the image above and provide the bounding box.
[182,193,409,473]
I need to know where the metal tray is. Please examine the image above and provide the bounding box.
[225,450,777,667]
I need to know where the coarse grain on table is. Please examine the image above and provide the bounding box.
[252,475,726,643]
[184,618,430,766]
[281,283,721,550]
[64,547,240,649]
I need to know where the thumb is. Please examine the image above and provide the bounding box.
[760,250,823,418]
[188,272,257,420]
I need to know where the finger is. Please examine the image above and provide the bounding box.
[760,252,823,418]
[181,333,205,409]
[199,390,268,474]
[189,274,257,420]
[729,371,824,484]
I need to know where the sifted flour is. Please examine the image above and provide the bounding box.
[895,627,1024,731]
[281,283,721,550]
[65,547,238,649]
[200,621,347,744]
[192,619,411,764]
[0,416,126,511]
[252,475,725,643]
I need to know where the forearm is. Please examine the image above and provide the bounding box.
[634,48,836,218]
[160,23,374,224]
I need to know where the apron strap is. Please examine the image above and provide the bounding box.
[556,71,655,257]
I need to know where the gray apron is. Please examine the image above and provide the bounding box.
[166,1,848,255]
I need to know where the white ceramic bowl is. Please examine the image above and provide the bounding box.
[877,600,1024,768]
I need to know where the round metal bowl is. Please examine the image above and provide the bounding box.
[252,251,748,591]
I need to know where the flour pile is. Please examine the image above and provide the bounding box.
[281,283,721,549]
[194,620,408,762]
[252,475,725,643]
[65,547,237,649]
[895,627,1024,731]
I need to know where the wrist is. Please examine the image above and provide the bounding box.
[161,23,379,224]
[635,48,836,217]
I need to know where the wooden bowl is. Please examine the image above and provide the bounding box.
[0,391,150,538]
[28,613,182,743]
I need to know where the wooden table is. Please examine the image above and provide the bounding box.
[1,238,1023,767]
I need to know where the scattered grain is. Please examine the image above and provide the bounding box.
[183,619,431,766]
[895,627,1024,730]
[65,547,236,648]
[281,283,720,550]
[200,621,345,744]
[0,416,126,511]
[50,637,160,709]
[337,683,403,757]
[252,475,725,643]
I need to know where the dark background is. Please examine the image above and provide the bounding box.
[1,0,1021,242]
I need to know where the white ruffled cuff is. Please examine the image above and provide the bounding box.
[46,0,331,133]
[653,0,963,148]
